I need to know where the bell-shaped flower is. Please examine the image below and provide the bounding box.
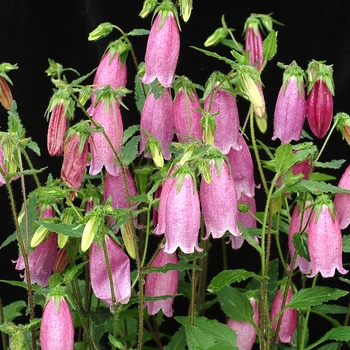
[227,133,255,199]
[142,5,180,87]
[308,195,348,278]
[89,235,131,312]
[40,295,74,350]
[334,164,350,229]
[154,167,202,254]
[0,145,7,186]
[244,16,264,71]
[140,88,174,161]
[272,62,306,144]
[89,90,124,176]
[145,248,179,317]
[288,202,312,275]
[270,286,297,344]
[306,60,334,139]
[200,158,241,239]
[227,297,259,350]
[173,79,202,142]
[203,78,241,154]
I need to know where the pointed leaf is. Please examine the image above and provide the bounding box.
[275,143,294,174]
[127,28,150,36]
[164,326,186,350]
[39,222,84,238]
[305,327,350,350]
[292,232,310,261]
[190,46,235,66]
[121,135,141,166]
[185,325,216,350]
[263,29,278,61]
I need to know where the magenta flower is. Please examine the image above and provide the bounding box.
[308,197,348,278]
[288,203,312,275]
[272,63,306,144]
[89,98,123,176]
[61,130,88,190]
[154,168,202,254]
[227,297,259,350]
[245,20,264,71]
[47,102,67,157]
[173,85,202,142]
[142,9,180,87]
[334,164,350,229]
[0,145,7,186]
[89,235,131,312]
[139,89,174,161]
[270,286,297,344]
[40,296,74,350]
[145,249,179,317]
[200,159,240,239]
[203,86,241,154]
[227,133,255,199]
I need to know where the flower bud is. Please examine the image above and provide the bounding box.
[81,214,100,252]
[334,164,350,229]
[139,0,158,18]
[204,27,227,47]
[244,17,264,71]
[88,22,113,41]
[335,112,350,145]
[0,76,13,110]
[179,0,193,22]
[47,103,67,157]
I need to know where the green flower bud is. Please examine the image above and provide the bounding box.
[88,22,113,41]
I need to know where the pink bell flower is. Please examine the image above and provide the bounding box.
[270,286,297,344]
[144,249,179,317]
[272,62,306,144]
[227,133,255,199]
[40,296,74,350]
[227,297,259,350]
[200,159,241,239]
[139,89,174,161]
[245,20,264,71]
[0,145,7,186]
[334,164,350,229]
[203,86,241,154]
[47,102,67,157]
[288,203,312,275]
[173,85,202,142]
[142,8,180,87]
[154,168,202,254]
[308,197,348,278]
[89,97,123,176]
[89,235,131,312]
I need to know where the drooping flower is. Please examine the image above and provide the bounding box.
[173,81,202,142]
[334,164,350,229]
[306,60,334,139]
[308,196,348,278]
[288,202,312,275]
[0,63,17,110]
[89,91,124,176]
[244,16,264,71]
[89,235,131,312]
[154,167,202,254]
[200,159,240,239]
[270,286,297,344]
[40,296,74,350]
[227,133,255,199]
[227,297,259,350]
[145,249,179,317]
[142,6,180,87]
[139,88,174,161]
[272,62,306,144]
[47,103,67,157]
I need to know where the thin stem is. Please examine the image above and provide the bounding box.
[190,259,197,325]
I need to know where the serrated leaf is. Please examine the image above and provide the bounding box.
[123,124,140,144]
[287,179,350,195]
[185,325,216,350]
[207,269,256,293]
[312,304,348,315]
[263,29,277,61]
[275,143,294,175]
[292,232,310,261]
[164,326,186,350]
[134,71,146,114]
[0,279,40,291]
[190,46,235,66]
[288,287,348,310]
[342,235,350,253]
[39,222,83,238]
[127,28,150,36]
[315,159,346,169]
[121,135,141,166]
[305,326,350,350]
[309,172,337,182]
[26,140,41,156]
[2,300,26,323]
[217,286,253,323]
[316,343,339,350]
[144,260,201,274]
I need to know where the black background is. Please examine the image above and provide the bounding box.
[1,0,350,346]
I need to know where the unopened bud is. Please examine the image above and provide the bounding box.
[81,215,100,252]
[88,22,113,41]
[120,220,136,259]
[139,0,157,18]
[147,137,164,168]
[179,0,193,22]
[31,225,49,248]
[204,27,227,47]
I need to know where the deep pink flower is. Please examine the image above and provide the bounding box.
[200,159,240,239]
[0,145,7,186]
[203,87,241,154]
[89,235,131,312]
[308,199,348,278]
[334,164,350,229]
[89,98,123,176]
[154,169,202,254]
[61,131,88,190]
[272,64,306,144]
[173,86,202,142]
[142,10,180,87]
[40,296,74,350]
[227,297,259,350]
[140,89,174,160]
[245,23,264,71]
[227,133,255,199]
[288,203,312,275]
[47,102,67,157]
[145,249,179,317]
[270,287,297,344]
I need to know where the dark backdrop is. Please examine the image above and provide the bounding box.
[1,0,350,346]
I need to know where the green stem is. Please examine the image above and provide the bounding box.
[190,259,197,325]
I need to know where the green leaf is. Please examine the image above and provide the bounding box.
[315,159,346,169]
[39,222,84,238]
[0,279,40,291]
[134,66,146,114]
[287,179,350,195]
[26,140,41,156]
[217,286,253,323]
[317,343,339,350]
[121,135,141,166]
[164,326,186,350]
[309,172,337,182]
[190,46,235,66]
[144,260,201,274]
[305,326,350,350]
[342,235,350,253]
[312,304,348,315]
[127,28,150,36]
[292,232,310,261]
[0,231,17,250]
[185,325,216,350]
[123,124,140,144]
[207,269,257,293]
[275,143,294,175]
[288,287,348,310]
[263,29,278,61]
[2,300,26,323]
